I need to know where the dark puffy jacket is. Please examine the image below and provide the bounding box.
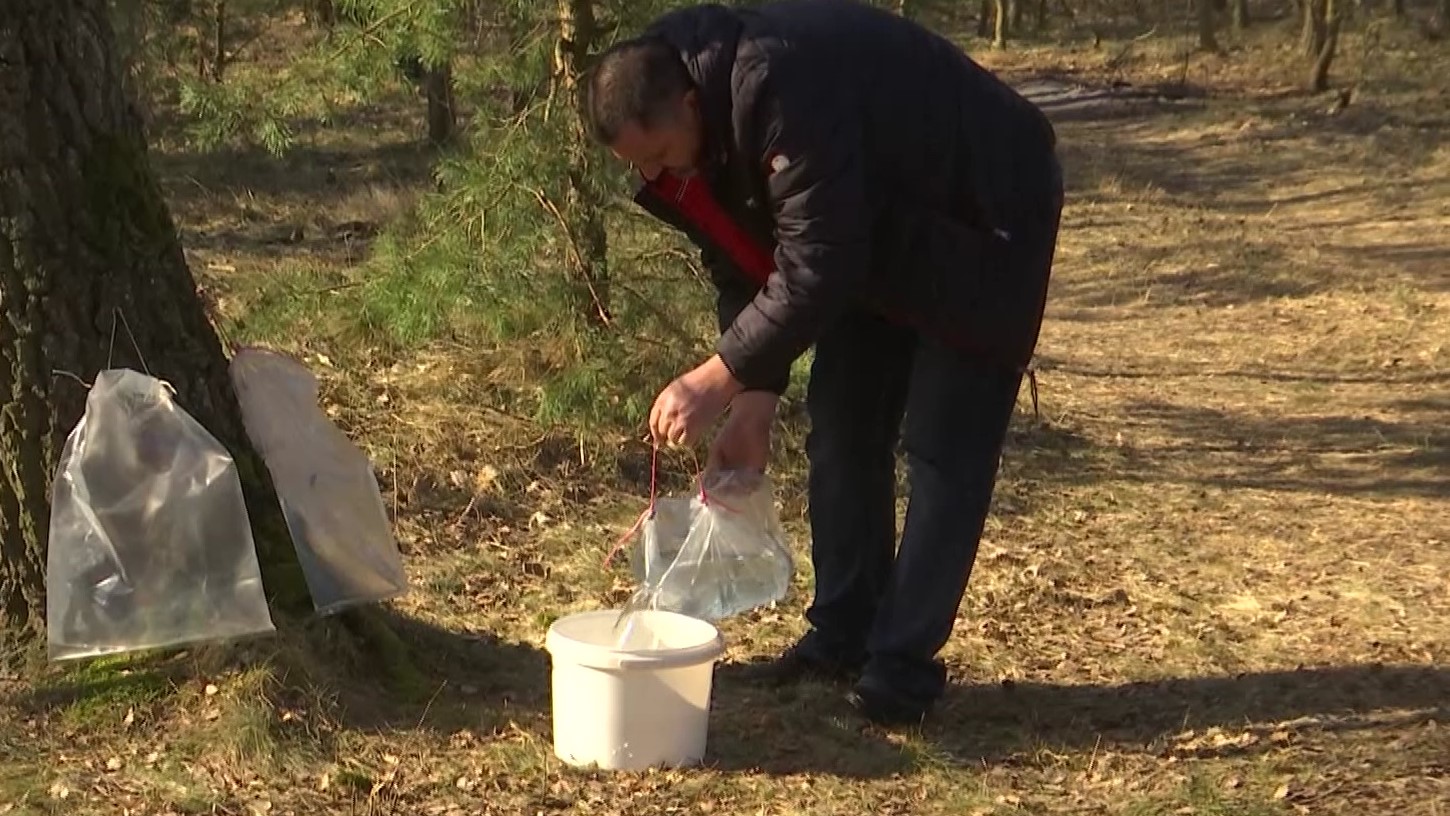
[630,0,1062,393]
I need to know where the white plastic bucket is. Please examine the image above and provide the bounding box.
[544,608,725,771]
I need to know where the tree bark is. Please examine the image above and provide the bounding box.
[211,0,226,82]
[1303,0,1327,58]
[1198,0,1221,51]
[1231,0,1250,29]
[0,0,307,638]
[554,0,610,325]
[978,0,992,38]
[424,61,456,146]
[994,0,1009,46]
[1309,0,1341,91]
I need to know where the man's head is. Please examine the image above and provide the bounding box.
[585,36,703,180]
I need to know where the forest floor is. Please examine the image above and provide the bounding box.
[3,12,1449,816]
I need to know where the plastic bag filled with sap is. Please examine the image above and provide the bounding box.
[626,469,794,622]
[229,348,407,615]
[46,369,275,661]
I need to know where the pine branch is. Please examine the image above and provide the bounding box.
[528,186,612,326]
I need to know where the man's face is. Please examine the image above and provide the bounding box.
[608,91,703,181]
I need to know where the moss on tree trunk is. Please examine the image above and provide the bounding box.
[0,0,310,640]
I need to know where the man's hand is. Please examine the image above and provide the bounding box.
[706,391,778,475]
[649,354,743,447]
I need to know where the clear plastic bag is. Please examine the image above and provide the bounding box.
[46,368,276,661]
[624,469,794,621]
[229,348,407,615]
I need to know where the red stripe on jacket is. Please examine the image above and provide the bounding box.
[646,171,774,289]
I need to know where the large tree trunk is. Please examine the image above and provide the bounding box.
[0,0,307,638]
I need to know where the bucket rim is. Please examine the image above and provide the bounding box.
[545,609,725,671]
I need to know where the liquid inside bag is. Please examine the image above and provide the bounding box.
[623,469,793,622]
[45,369,275,661]
[229,349,407,615]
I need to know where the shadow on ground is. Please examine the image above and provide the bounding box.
[1111,398,1449,499]
[10,609,1447,780]
[928,662,1450,764]
[701,660,1450,776]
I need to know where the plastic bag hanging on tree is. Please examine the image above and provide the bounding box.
[45,369,276,661]
[229,348,407,615]
[607,447,794,622]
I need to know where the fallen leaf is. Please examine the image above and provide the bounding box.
[474,466,499,493]
[204,708,220,721]
[105,757,123,771]
[1222,595,1263,613]
[1224,775,1243,789]
[1274,782,1292,800]
[123,707,135,727]
[317,773,331,792]
[204,683,219,697]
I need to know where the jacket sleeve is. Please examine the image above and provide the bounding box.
[715,66,871,390]
[702,244,790,395]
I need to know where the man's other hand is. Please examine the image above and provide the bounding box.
[649,354,743,447]
[706,391,778,474]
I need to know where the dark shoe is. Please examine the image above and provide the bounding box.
[732,643,863,687]
[846,680,930,727]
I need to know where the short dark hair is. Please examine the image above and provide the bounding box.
[584,36,694,145]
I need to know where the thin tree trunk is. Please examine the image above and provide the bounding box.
[978,0,992,37]
[1011,0,1026,32]
[424,61,455,145]
[306,0,335,26]
[896,0,911,16]
[1303,0,1326,58]
[1231,0,1250,29]
[994,0,1009,46]
[1198,0,1221,51]
[1037,0,1049,30]
[555,0,610,324]
[212,0,226,81]
[1309,0,1341,91]
[0,0,307,638]
[1435,0,1447,28]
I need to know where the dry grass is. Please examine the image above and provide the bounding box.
[5,15,1450,816]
